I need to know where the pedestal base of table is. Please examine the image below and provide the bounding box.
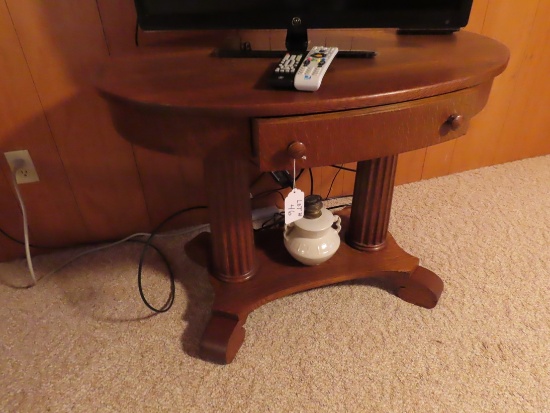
[185,212,443,364]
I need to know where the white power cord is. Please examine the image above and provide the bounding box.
[8,164,209,285]
[39,225,208,283]
[10,169,37,286]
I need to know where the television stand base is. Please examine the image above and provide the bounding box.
[185,209,443,364]
[212,48,376,58]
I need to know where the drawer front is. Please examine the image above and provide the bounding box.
[252,82,492,171]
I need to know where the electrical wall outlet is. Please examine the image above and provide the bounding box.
[4,150,40,184]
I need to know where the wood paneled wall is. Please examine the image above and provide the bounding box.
[1,0,549,262]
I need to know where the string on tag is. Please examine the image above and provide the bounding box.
[285,158,305,224]
[292,158,296,189]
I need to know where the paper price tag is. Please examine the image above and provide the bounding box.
[285,188,305,224]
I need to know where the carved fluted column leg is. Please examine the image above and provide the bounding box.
[346,155,443,308]
[347,155,398,251]
[204,149,257,283]
[199,146,257,363]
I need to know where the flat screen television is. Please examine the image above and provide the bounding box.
[135,1,473,31]
[134,1,474,53]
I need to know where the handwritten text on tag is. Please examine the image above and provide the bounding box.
[285,188,305,224]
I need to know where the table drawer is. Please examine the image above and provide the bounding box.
[252,82,492,171]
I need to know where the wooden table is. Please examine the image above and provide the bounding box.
[97,30,509,364]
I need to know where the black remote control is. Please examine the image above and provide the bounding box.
[269,52,307,89]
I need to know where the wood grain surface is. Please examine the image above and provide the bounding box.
[97,31,508,118]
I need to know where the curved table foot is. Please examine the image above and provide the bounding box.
[395,266,444,309]
[200,312,246,364]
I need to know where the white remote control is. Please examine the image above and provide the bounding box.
[294,46,339,92]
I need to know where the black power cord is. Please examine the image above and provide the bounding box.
[251,188,286,203]
[129,239,176,313]
[331,164,357,173]
[0,227,59,250]
[325,164,344,199]
[137,205,207,313]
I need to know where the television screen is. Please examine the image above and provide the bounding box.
[134,1,474,32]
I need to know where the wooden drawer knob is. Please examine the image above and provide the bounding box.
[287,141,307,160]
[447,114,464,130]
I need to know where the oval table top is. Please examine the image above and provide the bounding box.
[96,30,509,119]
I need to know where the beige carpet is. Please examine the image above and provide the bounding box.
[1,155,549,413]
